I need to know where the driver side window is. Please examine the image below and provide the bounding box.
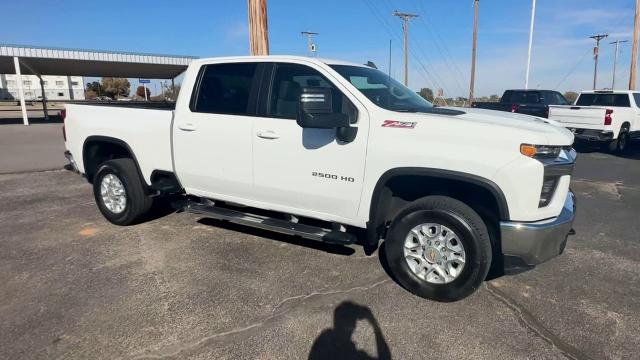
[268,63,346,119]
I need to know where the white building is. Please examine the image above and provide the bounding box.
[0,74,85,100]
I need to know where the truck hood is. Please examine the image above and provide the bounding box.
[443,107,574,145]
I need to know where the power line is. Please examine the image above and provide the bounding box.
[361,0,441,91]
[385,1,460,96]
[363,0,456,96]
[553,48,593,90]
[415,0,469,93]
[555,14,628,91]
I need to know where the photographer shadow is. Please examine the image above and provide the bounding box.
[308,301,391,360]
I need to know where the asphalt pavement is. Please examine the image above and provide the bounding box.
[0,124,66,174]
[0,142,639,359]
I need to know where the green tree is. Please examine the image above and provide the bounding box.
[163,84,181,101]
[564,91,579,104]
[85,81,103,98]
[489,94,500,102]
[419,88,434,102]
[101,78,130,99]
[135,85,151,99]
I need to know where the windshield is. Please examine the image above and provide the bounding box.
[329,65,433,112]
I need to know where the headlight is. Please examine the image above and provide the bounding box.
[520,144,562,159]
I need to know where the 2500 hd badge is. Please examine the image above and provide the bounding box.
[312,172,355,182]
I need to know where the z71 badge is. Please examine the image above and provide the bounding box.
[381,120,417,129]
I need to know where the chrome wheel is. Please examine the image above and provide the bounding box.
[403,223,466,284]
[100,174,127,214]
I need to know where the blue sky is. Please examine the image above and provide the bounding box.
[3,0,637,97]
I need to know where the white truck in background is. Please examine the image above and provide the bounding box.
[549,90,640,153]
[63,56,576,301]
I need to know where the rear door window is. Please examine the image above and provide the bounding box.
[192,63,258,115]
[633,93,640,108]
[576,93,631,107]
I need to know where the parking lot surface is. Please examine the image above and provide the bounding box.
[0,124,66,174]
[1,144,639,359]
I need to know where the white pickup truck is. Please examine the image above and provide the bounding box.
[549,90,640,153]
[63,56,576,301]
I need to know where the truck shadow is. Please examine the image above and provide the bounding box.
[195,217,356,256]
[574,139,640,160]
[308,301,392,360]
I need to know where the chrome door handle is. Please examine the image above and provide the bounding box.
[178,123,197,131]
[256,130,279,139]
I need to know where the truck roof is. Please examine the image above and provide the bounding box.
[502,89,556,92]
[190,55,369,68]
[580,90,640,94]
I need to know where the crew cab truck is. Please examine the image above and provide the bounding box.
[472,89,570,118]
[63,56,576,302]
[549,90,640,153]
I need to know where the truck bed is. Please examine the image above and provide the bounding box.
[472,102,549,118]
[63,103,175,184]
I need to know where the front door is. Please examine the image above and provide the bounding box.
[251,62,368,222]
[173,62,260,201]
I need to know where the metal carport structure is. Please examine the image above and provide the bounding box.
[0,44,197,125]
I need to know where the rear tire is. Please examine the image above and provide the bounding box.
[93,158,153,225]
[384,196,492,302]
[607,127,629,154]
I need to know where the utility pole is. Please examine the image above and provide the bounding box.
[590,34,608,90]
[630,0,640,90]
[247,0,269,55]
[610,40,628,89]
[469,0,479,103]
[525,0,536,89]
[301,31,319,56]
[393,10,419,86]
[388,39,392,79]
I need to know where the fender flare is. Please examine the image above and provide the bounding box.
[366,167,510,245]
[82,136,148,188]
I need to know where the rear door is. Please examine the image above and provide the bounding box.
[173,62,262,200]
[250,62,368,221]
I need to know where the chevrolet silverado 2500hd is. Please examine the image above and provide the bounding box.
[549,90,640,153]
[63,56,576,301]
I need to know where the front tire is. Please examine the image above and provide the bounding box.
[93,158,153,225]
[384,196,492,302]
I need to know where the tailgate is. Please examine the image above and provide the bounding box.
[548,106,606,125]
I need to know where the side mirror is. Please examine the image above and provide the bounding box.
[297,87,350,129]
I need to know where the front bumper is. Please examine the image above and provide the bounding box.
[500,191,576,267]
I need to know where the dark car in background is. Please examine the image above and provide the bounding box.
[472,90,570,118]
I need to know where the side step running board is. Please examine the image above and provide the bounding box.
[186,202,357,245]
